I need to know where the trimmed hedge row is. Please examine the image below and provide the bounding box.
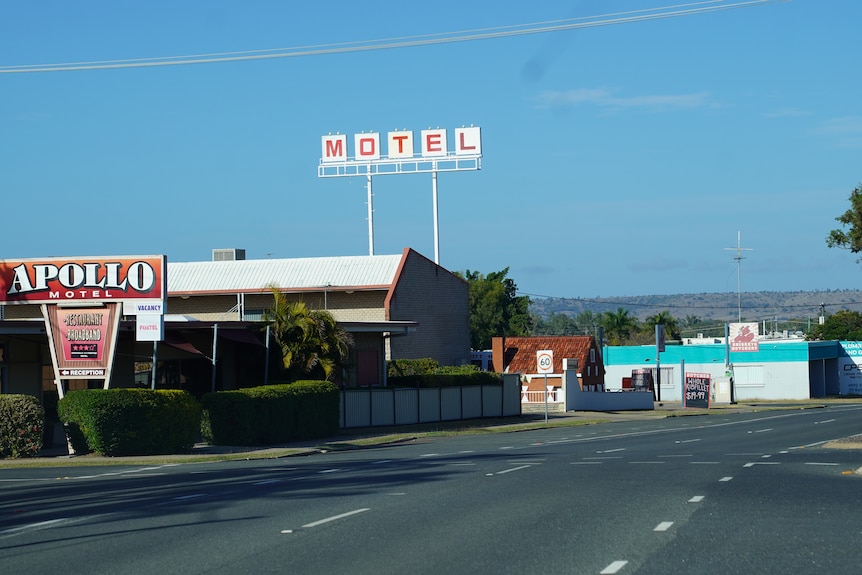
[58,389,201,456]
[201,381,339,446]
[0,394,44,459]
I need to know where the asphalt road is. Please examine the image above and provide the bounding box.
[2,404,862,574]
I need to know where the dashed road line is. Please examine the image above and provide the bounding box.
[688,495,705,503]
[654,522,673,532]
[301,508,370,529]
[600,560,628,574]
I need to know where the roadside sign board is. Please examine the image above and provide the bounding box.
[684,372,711,409]
[536,349,554,374]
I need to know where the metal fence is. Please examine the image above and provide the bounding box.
[339,373,521,428]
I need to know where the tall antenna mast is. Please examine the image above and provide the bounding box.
[725,231,753,322]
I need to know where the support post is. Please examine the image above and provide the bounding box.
[211,323,219,393]
[150,341,158,390]
[367,173,375,256]
[432,169,440,264]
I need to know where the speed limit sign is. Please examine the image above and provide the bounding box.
[536,350,554,374]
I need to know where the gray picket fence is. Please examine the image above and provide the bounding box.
[340,373,521,428]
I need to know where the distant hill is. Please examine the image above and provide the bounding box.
[528,290,862,323]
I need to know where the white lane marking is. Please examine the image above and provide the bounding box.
[499,446,515,450]
[318,469,341,474]
[689,495,705,503]
[419,453,439,458]
[597,448,626,454]
[280,529,293,534]
[630,461,665,465]
[496,465,532,475]
[0,518,68,536]
[458,450,475,454]
[790,440,832,449]
[509,459,546,464]
[583,456,623,460]
[601,560,629,574]
[815,419,836,425]
[659,454,693,458]
[719,476,733,482]
[254,479,281,485]
[805,462,839,466]
[727,453,764,456]
[675,439,701,444]
[174,493,206,500]
[753,428,773,433]
[372,460,393,464]
[762,454,772,459]
[571,461,603,465]
[302,508,370,528]
[654,522,673,532]
[386,492,407,496]
[690,461,720,465]
[743,462,780,467]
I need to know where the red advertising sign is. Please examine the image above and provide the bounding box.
[44,303,121,381]
[729,322,760,352]
[0,255,166,305]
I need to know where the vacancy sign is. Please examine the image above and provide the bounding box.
[536,350,554,374]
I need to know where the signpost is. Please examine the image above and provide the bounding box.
[536,349,553,422]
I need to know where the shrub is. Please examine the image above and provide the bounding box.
[201,380,339,446]
[0,394,45,459]
[387,358,440,377]
[57,389,201,456]
[387,363,501,388]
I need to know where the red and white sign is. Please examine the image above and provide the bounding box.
[729,322,759,352]
[0,255,167,305]
[321,126,481,162]
[536,349,554,374]
[43,302,121,381]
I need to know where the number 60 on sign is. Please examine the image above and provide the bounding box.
[536,350,554,374]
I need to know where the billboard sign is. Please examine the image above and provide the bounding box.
[729,322,759,352]
[321,126,481,163]
[0,255,166,305]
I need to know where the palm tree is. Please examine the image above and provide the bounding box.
[645,310,681,340]
[264,285,353,382]
[601,308,638,345]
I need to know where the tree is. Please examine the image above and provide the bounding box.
[456,268,531,350]
[601,308,639,346]
[264,285,352,382]
[827,183,862,261]
[806,309,862,341]
[644,310,681,340]
[533,311,580,335]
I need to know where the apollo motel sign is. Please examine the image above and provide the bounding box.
[0,256,167,393]
[318,126,482,264]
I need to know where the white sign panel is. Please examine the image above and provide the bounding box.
[354,132,380,161]
[321,134,348,163]
[536,349,554,374]
[454,127,481,155]
[421,129,448,157]
[387,130,414,158]
[136,314,164,342]
[123,300,165,316]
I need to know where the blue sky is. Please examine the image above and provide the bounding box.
[2,0,861,300]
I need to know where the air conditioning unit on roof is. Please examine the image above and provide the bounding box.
[212,248,246,261]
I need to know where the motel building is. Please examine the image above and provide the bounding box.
[0,248,471,406]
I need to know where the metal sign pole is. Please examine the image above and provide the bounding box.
[367,173,375,256]
[432,169,439,264]
[544,373,549,422]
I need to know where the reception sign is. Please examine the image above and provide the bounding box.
[43,303,121,380]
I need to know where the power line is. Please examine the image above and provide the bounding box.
[0,0,781,73]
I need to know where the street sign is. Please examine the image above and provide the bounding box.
[536,349,554,374]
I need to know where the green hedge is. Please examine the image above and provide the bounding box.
[201,381,339,446]
[386,363,501,388]
[0,394,45,459]
[57,389,201,456]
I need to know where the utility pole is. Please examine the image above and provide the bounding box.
[725,231,753,323]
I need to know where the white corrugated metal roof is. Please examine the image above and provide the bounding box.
[167,253,403,293]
